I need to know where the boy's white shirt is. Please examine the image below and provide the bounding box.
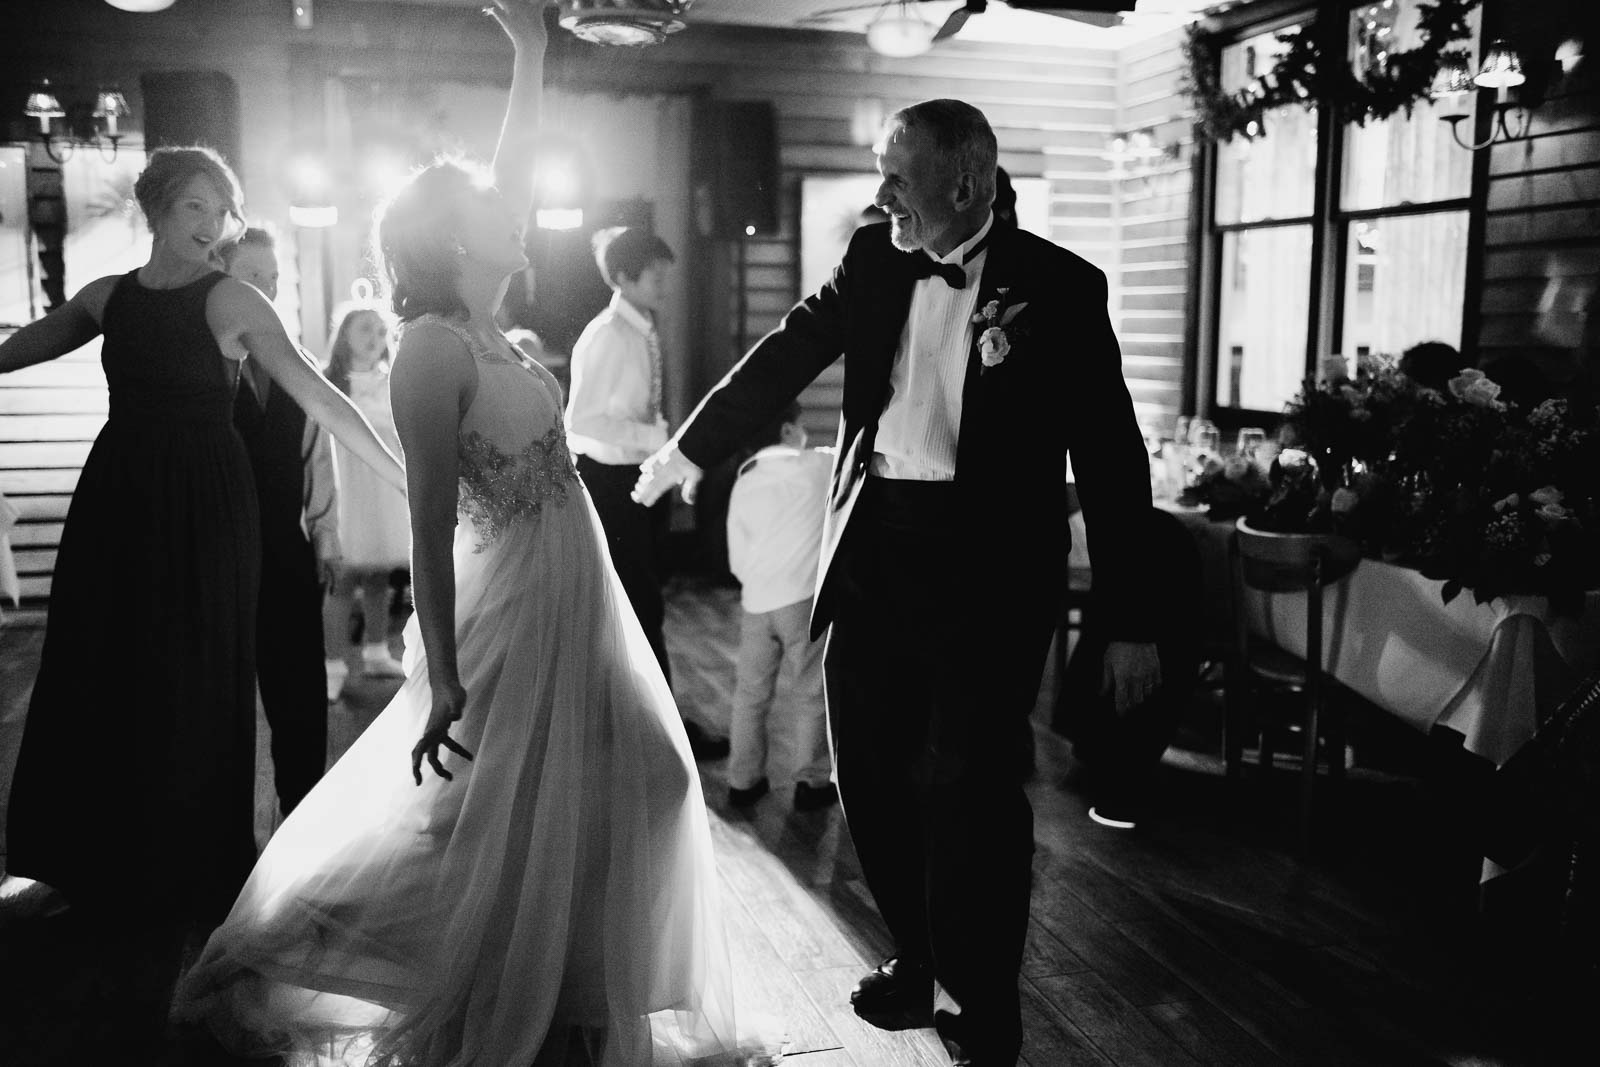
[726,444,833,614]
[564,291,669,465]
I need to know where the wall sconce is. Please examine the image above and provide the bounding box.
[24,80,131,164]
[287,154,337,228]
[533,141,589,231]
[1435,37,1585,151]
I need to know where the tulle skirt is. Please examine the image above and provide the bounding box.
[174,488,738,1066]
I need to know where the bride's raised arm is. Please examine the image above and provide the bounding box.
[487,0,551,233]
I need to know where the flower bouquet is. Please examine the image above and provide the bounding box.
[1177,454,1271,519]
[1263,355,1415,550]
[1396,389,1600,616]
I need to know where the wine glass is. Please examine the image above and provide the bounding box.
[1235,427,1267,463]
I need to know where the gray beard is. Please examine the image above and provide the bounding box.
[888,218,920,252]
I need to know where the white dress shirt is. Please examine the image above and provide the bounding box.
[726,445,833,614]
[870,212,994,481]
[565,291,669,465]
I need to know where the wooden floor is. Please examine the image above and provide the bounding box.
[0,582,1581,1065]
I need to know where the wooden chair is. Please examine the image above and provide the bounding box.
[1229,521,1358,851]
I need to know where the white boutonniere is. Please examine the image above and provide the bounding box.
[971,287,1028,373]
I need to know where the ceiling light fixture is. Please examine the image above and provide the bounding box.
[866,2,937,59]
[557,0,693,47]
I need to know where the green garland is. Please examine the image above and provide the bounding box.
[1184,0,1480,142]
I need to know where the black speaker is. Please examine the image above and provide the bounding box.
[138,71,242,170]
[697,100,778,239]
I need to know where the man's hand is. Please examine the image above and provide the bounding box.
[1101,641,1161,716]
[318,553,342,592]
[633,445,703,506]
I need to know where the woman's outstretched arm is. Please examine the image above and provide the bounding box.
[487,0,551,231]
[0,276,119,374]
[389,322,478,783]
[206,277,406,491]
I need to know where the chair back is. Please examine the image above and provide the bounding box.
[1229,523,1355,662]
[1232,524,1358,594]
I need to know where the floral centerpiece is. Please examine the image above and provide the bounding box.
[1177,454,1270,519]
[1266,357,1600,615]
[1397,385,1600,616]
[1254,354,1415,550]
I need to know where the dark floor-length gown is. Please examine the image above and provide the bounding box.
[6,268,260,924]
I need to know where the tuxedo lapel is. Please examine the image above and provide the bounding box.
[954,225,1021,480]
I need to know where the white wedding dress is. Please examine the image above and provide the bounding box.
[175,315,738,1066]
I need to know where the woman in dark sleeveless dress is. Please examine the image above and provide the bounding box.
[0,146,405,1053]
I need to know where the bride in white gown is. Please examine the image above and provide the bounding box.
[174,5,738,1064]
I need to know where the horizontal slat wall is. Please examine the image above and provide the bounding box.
[1476,59,1600,379]
[1113,27,1193,437]
[0,331,105,599]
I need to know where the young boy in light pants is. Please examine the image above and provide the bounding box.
[725,403,838,812]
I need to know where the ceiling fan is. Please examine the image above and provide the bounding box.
[800,1,1130,47]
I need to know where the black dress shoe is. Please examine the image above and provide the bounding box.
[849,956,932,1017]
[728,778,769,807]
[682,718,730,760]
[793,781,839,812]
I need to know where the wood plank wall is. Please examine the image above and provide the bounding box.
[0,331,101,602]
[1476,55,1600,386]
[1115,27,1193,435]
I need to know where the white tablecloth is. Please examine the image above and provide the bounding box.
[1249,560,1600,767]
[1165,505,1600,767]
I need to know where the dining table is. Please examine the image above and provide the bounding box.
[1157,501,1600,770]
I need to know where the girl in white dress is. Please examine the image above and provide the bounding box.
[175,5,739,1064]
[322,303,411,695]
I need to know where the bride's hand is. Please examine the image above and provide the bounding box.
[485,0,551,54]
[412,680,474,785]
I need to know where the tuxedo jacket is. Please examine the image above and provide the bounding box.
[678,221,1155,642]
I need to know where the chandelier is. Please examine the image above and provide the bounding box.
[557,0,693,47]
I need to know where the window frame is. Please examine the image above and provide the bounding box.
[1193,0,1489,433]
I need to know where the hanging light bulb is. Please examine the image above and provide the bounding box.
[24,80,65,136]
[1474,40,1525,90]
[104,0,176,11]
[866,3,937,58]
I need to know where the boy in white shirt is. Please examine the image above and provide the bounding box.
[725,403,837,811]
[567,227,729,760]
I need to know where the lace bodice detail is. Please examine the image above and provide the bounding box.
[457,424,577,547]
[406,314,580,548]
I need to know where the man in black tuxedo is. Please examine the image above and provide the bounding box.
[223,228,336,818]
[636,99,1159,1066]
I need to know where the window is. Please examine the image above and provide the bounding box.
[1203,0,1481,418]
[1212,23,1318,413]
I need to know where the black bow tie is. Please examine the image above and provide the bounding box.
[906,228,992,290]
